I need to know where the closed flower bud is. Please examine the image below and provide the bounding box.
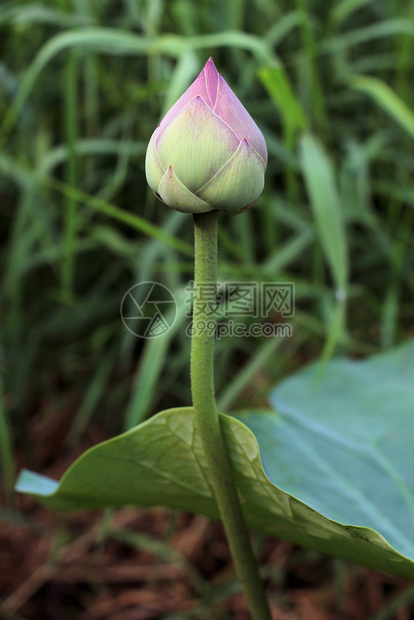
[145,58,267,214]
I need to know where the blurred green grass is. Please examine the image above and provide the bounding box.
[0,0,413,509]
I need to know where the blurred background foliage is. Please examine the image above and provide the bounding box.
[1,0,414,504]
[2,1,414,617]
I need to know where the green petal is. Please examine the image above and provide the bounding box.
[156,96,239,192]
[145,130,165,192]
[196,139,265,212]
[158,166,213,214]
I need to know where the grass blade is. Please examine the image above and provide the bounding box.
[299,133,348,293]
[0,377,14,506]
[351,74,414,139]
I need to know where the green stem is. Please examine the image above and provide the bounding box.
[190,210,272,620]
[61,51,78,304]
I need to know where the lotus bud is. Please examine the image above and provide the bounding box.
[145,58,267,214]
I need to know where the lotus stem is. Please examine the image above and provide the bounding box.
[190,210,272,620]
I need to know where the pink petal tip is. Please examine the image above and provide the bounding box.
[203,58,219,108]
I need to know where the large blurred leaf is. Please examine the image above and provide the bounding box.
[16,341,414,580]
[241,340,414,565]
